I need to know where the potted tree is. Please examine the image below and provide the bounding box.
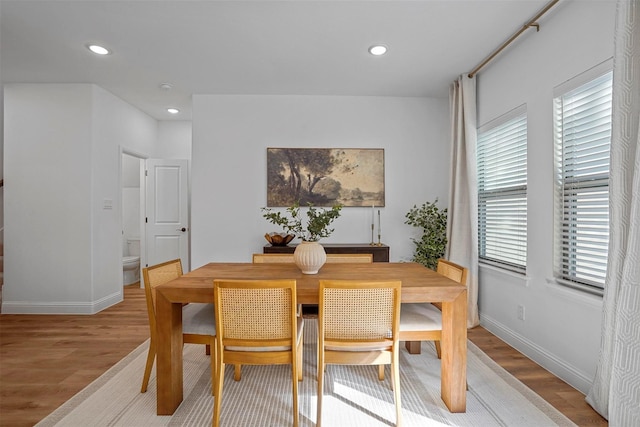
[262,201,342,274]
[405,199,448,270]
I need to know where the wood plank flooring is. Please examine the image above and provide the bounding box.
[0,284,607,426]
[467,326,607,426]
[0,284,150,427]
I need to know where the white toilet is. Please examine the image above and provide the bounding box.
[123,238,141,285]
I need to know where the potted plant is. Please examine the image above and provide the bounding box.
[405,199,448,271]
[261,201,342,242]
[261,201,342,274]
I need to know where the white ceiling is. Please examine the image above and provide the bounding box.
[1,0,554,120]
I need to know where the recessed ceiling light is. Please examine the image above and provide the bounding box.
[167,108,180,114]
[368,45,388,56]
[87,44,111,55]
[159,83,173,91]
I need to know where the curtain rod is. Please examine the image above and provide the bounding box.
[468,0,561,78]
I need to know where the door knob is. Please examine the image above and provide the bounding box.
[178,227,187,232]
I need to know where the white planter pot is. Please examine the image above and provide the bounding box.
[293,241,327,274]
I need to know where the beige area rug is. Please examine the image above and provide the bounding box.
[36,319,576,427]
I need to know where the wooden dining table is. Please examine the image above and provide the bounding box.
[154,262,467,415]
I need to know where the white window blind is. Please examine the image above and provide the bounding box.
[554,70,612,290]
[478,107,527,271]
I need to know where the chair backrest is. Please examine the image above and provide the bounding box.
[252,253,295,263]
[213,279,298,348]
[142,258,183,337]
[437,259,468,286]
[253,253,374,264]
[325,253,373,263]
[319,280,401,347]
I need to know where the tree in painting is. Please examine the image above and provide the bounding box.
[266,148,384,207]
[267,148,337,206]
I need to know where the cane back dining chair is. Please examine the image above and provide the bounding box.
[252,253,374,264]
[244,253,299,382]
[251,251,374,317]
[140,259,217,394]
[317,279,402,427]
[399,258,468,357]
[212,279,303,427]
[252,253,295,263]
[326,253,374,263]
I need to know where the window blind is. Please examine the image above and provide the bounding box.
[478,110,527,271]
[554,71,612,289]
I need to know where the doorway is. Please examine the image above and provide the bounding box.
[120,150,190,293]
[121,150,145,289]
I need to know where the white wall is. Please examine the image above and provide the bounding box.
[157,121,192,160]
[1,17,6,308]
[3,83,158,313]
[92,86,159,304]
[122,188,140,241]
[191,95,449,268]
[476,0,615,393]
[4,85,94,308]
[122,154,141,248]
[1,0,4,235]
[1,84,4,232]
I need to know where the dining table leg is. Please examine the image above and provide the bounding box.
[440,289,467,412]
[156,291,184,415]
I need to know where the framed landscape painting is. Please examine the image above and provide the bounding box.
[266,148,385,207]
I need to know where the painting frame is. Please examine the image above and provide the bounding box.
[266,148,385,207]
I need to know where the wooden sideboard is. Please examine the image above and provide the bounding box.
[263,243,390,262]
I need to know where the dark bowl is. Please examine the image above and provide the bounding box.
[264,232,295,246]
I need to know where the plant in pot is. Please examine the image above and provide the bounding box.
[261,201,342,274]
[405,199,448,271]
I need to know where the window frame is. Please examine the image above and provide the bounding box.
[552,60,613,294]
[477,104,528,274]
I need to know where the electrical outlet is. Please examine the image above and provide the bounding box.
[517,305,526,320]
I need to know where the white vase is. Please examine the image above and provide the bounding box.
[293,241,327,274]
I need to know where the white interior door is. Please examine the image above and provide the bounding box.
[145,159,189,270]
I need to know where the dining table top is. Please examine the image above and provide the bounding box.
[155,261,467,305]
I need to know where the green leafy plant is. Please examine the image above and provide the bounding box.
[261,201,343,242]
[405,199,448,270]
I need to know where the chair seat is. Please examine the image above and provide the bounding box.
[183,303,216,335]
[399,303,442,331]
[226,316,304,352]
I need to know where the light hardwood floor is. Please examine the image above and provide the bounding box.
[0,284,607,427]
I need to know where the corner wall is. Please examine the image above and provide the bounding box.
[3,84,158,313]
[476,0,615,393]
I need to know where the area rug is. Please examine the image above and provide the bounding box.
[36,319,576,426]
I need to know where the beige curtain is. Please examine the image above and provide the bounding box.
[586,0,640,424]
[447,75,480,328]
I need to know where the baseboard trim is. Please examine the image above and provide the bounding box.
[480,313,594,394]
[1,290,123,315]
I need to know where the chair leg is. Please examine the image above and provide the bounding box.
[434,341,442,359]
[317,350,324,426]
[378,364,385,381]
[206,344,211,356]
[405,340,421,354]
[297,333,304,382]
[292,358,299,427]
[234,364,241,381]
[392,358,402,426]
[212,362,225,427]
[140,340,156,393]
[211,341,217,396]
